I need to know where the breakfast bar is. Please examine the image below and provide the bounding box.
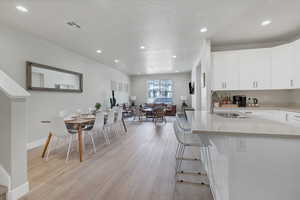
[186,110,300,200]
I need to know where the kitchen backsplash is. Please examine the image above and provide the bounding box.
[216,90,298,106]
[290,90,300,106]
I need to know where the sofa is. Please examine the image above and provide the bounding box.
[143,103,176,116]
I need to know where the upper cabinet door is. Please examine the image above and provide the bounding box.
[212,52,227,90]
[224,51,240,90]
[271,43,293,89]
[293,39,300,88]
[239,48,272,90]
[212,51,239,91]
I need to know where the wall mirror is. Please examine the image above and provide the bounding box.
[26,62,83,92]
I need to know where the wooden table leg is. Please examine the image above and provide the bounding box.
[122,118,127,132]
[42,132,52,158]
[78,126,83,162]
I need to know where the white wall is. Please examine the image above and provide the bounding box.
[0,24,130,143]
[130,72,191,110]
[0,92,11,174]
[191,39,212,110]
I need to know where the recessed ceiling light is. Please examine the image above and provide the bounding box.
[261,20,272,26]
[175,70,179,72]
[96,50,102,54]
[172,55,177,58]
[114,59,119,63]
[16,5,28,13]
[140,46,145,50]
[200,27,208,33]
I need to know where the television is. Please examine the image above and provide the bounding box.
[189,82,194,94]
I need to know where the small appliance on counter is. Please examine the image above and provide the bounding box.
[233,95,247,107]
[238,96,247,107]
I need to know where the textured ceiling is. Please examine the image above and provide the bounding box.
[0,0,299,74]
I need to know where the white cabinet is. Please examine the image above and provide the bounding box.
[293,39,300,88]
[212,40,300,91]
[239,48,272,90]
[212,51,239,90]
[271,43,294,89]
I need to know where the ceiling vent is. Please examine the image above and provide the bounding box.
[67,21,81,29]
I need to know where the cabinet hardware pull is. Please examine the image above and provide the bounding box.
[294,115,300,118]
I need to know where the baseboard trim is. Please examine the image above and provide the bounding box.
[7,182,29,200]
[27,137,46,150]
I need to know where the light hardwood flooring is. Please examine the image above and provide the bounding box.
[22,119,213,200]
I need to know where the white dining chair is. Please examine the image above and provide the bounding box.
[46,114,76,161]
[88,107,93,114]
[76,108,82,114]
[116,107,125,135]
[105,110,118,137]
[46,111,96,162]
[84,111,110,145]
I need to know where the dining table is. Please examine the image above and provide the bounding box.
[41,112,127,162]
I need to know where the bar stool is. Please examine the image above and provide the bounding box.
[173,118,208,185]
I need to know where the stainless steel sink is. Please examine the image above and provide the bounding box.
[215,112,248,119]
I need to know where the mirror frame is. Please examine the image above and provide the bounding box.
[26,61,83,93]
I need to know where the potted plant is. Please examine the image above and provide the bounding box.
[94,102,102,114]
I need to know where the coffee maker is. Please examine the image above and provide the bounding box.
[233,95,247,107]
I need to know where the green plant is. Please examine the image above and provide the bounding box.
[95,102,102,110]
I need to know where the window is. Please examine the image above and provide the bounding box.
[148,80,173,104]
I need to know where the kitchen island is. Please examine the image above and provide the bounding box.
[186,110,300,200]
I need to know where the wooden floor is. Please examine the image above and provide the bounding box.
[22,119,213,200]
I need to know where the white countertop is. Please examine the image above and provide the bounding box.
[187,110,300,137]
[215,105,300,113]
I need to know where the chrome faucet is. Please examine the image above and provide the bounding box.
[210,90,218,113]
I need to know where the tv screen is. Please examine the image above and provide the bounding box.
[189,82,194,94]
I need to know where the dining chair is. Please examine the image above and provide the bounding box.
[133,107,146,121]
[153,108,166,124]
[88,107,93,114]
[105,110,119,137]
[84,111,110,145]
[116,107,125,135]
[46,112,96,162]
[45,114,76,161]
